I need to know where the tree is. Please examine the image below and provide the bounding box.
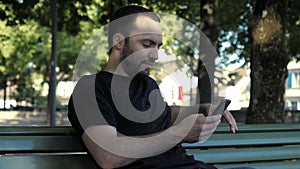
[246,0,288,123]
[217,0,253,64]
[197,0,252,104]
[196,0,218,104]
[0,0,93,107]
[286,0,300,62]
[2,0,296,125]
[0,18,50,104]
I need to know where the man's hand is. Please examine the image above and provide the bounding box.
[199,103,238,133]
[222,110,238,133]
[181,114,221,143]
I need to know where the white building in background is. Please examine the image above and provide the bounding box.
[218,66,250,110]
[285,60,300,110]
[218,60,300,111]
[159,65,198,106]
[155,49,198,106]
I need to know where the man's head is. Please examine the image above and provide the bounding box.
[107,5,163,77]
[108,5,160,52]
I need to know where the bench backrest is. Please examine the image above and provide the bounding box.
[0,126,84,153]
[1,124,300,169]
[1,124,300,153]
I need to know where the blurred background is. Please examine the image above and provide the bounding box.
[0,0,299,126]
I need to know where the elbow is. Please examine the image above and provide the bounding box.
[82,127,130,168]
[96,159,120,169]
[98,161,115,169]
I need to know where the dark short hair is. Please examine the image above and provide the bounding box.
[108,5,160,53]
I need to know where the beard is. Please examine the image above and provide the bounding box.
[120,38,132,60]
[121,39,150,77]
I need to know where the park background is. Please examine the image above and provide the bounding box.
[0,0,300,126]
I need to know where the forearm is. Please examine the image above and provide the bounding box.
[82,121,195,168]
[83,131,137,169]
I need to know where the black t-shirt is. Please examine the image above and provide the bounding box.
[68,71,216,169]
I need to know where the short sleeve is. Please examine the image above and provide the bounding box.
[68,75,116,133]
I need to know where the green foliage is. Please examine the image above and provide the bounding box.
[0,19,49,100]
[0,1,88,104]
[1,0,300,109]
[287,0,300,61]
[218,0,300,65]
[217,0,253,66]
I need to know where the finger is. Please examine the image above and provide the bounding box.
[199,122,219,138]
[229,115,238,132]
[199,119,220,135]
[201,115,221,124]
[231,120,238,133]
[229,121,237,133]
[223,111,238,133]
[203,119,220,130]
[199,126,217,137]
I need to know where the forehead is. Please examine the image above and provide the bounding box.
[130,15,162,37]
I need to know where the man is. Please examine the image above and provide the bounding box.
[68,5,239,169]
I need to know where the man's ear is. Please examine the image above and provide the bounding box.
[112,33,125,51]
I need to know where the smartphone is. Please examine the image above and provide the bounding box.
[211,99,231,116]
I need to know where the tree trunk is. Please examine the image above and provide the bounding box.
[47,0,58,126]
[246,0,288,123]
[3,79,7,110]
[197,0,218,103]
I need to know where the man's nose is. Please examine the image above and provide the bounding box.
[149,47,158,60]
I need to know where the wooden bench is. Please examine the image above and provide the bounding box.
[0,124,300,169]
[0,126,97,169]
[183,124,300,169]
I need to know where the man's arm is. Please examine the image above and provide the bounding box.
[82,126,137,169]
[170,104,237,133]
[170,104,209,124]
[82,114,221,169]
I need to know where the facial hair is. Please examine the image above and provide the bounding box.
[120,41,150,77]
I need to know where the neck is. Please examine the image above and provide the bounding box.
[105,51,129,77]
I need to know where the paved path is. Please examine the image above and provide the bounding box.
[0,110,71,126]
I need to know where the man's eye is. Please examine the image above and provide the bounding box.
[143,41,152,47]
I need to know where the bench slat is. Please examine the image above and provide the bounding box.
[216,123,300,133]
[0,135,85,153]
[187,145,300,164]
[1,124,299,135]
[0,126,77,136]
[0,155,98,169]
[0,154,299,169]
[216,160,300,169]
[1,124,300,169]
[183,131,300,148]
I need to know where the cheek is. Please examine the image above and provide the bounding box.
[129,49,152,61]
[123,50,151,72]
[137,49,152,59]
